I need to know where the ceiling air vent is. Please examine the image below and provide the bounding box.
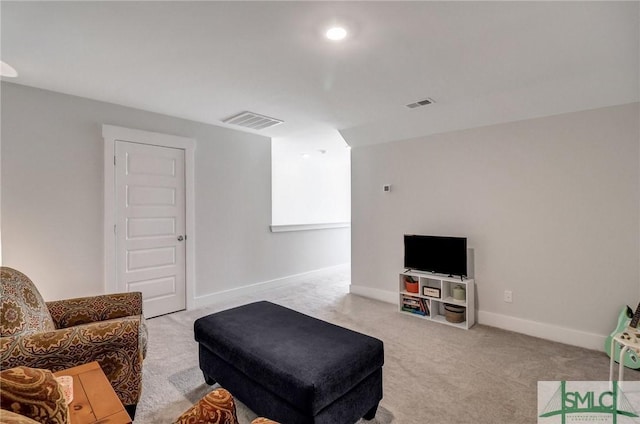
[222,111,283,130]
[406,98,435,109]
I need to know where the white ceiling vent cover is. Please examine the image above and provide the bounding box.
[406,98,435,109]
[222,111,284,130]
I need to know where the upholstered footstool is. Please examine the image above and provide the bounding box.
[194,301,384,424]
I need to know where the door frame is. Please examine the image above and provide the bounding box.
[102,124,196,311]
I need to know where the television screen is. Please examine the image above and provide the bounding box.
[404,235,467,277]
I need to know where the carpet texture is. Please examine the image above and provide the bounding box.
[135,266,639,423]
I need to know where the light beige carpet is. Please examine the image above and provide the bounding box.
[135,266,639,423]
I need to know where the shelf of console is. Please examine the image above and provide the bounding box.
[399,290,467,307]
[399,309,470,329]
[399,271,475,330]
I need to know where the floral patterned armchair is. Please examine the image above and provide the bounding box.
[0,267,147,418]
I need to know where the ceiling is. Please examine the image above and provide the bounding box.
[1,1,638,148]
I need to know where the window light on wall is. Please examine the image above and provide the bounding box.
[0,61,18,77]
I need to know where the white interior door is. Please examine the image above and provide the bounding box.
[115,140,186,318]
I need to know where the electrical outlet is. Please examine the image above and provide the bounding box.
[504,290,513,303]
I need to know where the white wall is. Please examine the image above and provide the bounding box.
[350,103,639,349]
[1,82,350,301]
[271,132,350,225]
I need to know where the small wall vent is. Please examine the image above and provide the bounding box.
[222,111,284,130]
[406,98,435,109]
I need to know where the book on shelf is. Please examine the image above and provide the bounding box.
[401,295,429,316]
[402,306,426,316]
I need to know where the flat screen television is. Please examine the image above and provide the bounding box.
[404,235,467,277]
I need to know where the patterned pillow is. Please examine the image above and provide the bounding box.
[0,366,69,424]
[174,388,238,424]
[0,267,55,337]
[0,409,41,424]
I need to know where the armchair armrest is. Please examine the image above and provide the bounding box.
[0,366,69,424]
[46,292,143,328]
[0,316,144,406]
[174,388,238,424]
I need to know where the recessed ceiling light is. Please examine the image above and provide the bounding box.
[326,27,347,41]
[0,61,18,78]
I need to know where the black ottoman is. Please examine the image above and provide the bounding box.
[194,301,384,424]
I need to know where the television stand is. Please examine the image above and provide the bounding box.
[398,271,475,329]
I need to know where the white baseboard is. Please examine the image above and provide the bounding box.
[348,285,605,351]
[192,263,350,309]
[478,310,605,351]
[349,284,398,304]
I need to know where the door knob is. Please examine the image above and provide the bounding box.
[177,235,184,242]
